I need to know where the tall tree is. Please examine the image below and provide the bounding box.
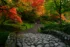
[45,0,70,22]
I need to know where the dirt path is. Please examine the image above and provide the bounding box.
[20,23,43,33]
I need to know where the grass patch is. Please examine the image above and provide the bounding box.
[23,23,34,29]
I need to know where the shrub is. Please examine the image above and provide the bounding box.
[0,31,10,47]
[21,11,38,23]
[40,22,70,35]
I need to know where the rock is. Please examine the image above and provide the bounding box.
[5,33,68,47]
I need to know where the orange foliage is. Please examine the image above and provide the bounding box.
[8,13,22,23]
[19,0,44,7]
[56,14,66,21]
[36,5,45,16]
[8,7,22,23]
[9,7,17,15]
[51,14,67,21]
[21,0,33,4]
[31,0,45,16]
[61,14,67,21]
[31,0,44,7]
[0,6,22,23]
[18,0,45,16]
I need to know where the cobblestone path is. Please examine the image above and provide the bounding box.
[5,24,70,47]
[6,33,69,47]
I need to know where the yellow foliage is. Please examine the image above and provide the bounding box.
[36,5,45,16]
[8,0,12,2]
[16,0,45,16]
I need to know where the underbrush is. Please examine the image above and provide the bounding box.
[40,21,70,35]
[0,30,10,47]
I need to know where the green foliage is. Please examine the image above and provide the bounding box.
[0,20,34,32]
[21,11,38,23]
[61,0,70,13]
[45,0,70,14]
[17,6,24,12]
[40,16,50,20]
[0,31,10,46]
[0,0,7,5]
[22,23,34,30]
[44,0,59,14]
[40,16,52,24]
[0,22,34,46]
[40,21,70,35]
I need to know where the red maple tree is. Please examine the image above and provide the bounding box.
[31,0,44,7]
[0,6,22,23]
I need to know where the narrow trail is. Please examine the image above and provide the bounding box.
[20,23,43,33]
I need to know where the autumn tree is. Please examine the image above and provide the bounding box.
[0,0,23,27]
[45,0,70,22]
[16,0,45,23]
